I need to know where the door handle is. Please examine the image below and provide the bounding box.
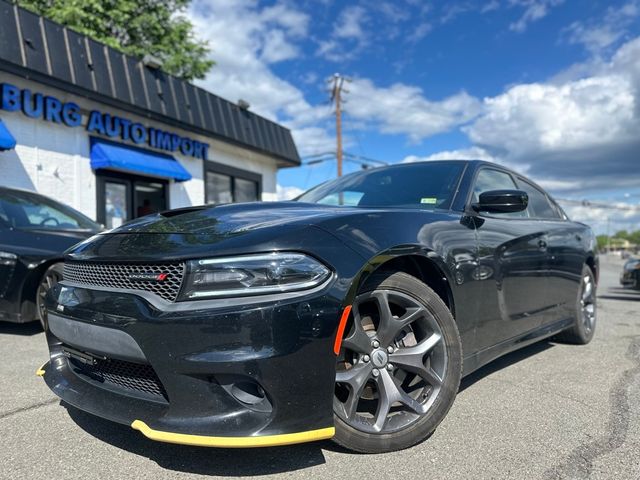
[538,239,547,251]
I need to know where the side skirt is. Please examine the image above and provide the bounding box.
[461,317,574,377]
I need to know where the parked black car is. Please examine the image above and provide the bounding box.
[620,257,640,289]
[39,160,598,453]
[0,187,101,327]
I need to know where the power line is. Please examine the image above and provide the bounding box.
[556,198,640,212]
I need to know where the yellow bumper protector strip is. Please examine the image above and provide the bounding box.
[131,420,335,448]
[35,361,48,377]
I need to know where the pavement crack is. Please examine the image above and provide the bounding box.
[544,337,640,479]
[0,398,58,421]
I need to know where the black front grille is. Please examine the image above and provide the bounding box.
[63,261,185,302]
[70,356,168,401]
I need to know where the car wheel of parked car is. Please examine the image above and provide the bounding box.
[36,263,63,330]
[555,265,597,345]
[333,271,462,453]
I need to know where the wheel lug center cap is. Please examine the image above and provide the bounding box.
[371,349,389,368]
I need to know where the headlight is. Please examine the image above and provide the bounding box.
[0,251,17,266]
[179,252,331,300]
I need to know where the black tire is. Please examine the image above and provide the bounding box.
[36,262,63,330]
[333,271,462,453]
[555,265,596,345]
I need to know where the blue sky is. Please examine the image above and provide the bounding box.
[187,0,640,234]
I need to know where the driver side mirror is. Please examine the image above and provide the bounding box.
[471,189,528,214]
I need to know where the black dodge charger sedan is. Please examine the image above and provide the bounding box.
[0,187,101,327]
[38,160,598,453]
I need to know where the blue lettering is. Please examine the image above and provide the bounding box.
[193,142,203,160]
[1,83,20,111]
[104,114,121,138]
[201,143,209,161]
[44,96,62,123]
[180,138,194,156]
[62,102,81,127]
[131,123,146,144]
[87,111,106,135]
[22,90,43,118]
[156,130,172,151]
[119,118,132,141]
[148,128,156,148]
[171,134,181,152]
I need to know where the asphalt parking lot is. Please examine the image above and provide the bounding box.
[1,255,639,480]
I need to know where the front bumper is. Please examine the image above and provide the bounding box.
[40,281,345,447]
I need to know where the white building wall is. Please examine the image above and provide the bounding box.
[0,72,282,220]
[1,109,97,220]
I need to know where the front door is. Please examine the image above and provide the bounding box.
[96,172,168,228]
[469,167,552,351]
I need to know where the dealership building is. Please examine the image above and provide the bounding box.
[0,1,300,228]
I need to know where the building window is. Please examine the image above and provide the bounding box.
[205,162,261,205]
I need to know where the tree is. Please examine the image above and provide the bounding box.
[614,230,630,240]
[596,235,609,251]
[17,0,214,80]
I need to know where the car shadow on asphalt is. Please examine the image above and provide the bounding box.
[0,321,42,336]
[64,403,330,475]
[598,286,640,302]
[459,341,555,393]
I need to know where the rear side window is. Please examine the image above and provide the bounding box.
[472,169,525,217]
[516,178,562,219]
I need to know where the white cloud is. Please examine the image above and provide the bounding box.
[462,35,640,193]
[563,1,640,54]
[346,79,482,142]
[316,5,369,62]
[187,0,334,156]
[509,0,564,33]
[467,76,636,156]
[560,202,640,234]
[276,184,305,200]
[402,146,498,163]
[335,5,368,40]
[260,29,300,63]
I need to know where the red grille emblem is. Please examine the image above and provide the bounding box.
[128,272,169,282]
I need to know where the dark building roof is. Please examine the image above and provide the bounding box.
[0,0,301,167]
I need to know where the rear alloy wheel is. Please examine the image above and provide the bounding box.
[555,265,597,345]
[333,271,462,453]
[36,263,63,330]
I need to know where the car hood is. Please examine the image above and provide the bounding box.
[105,202,365,235]
[67,202,455,262]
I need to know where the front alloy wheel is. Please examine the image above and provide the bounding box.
[333,271,462,453]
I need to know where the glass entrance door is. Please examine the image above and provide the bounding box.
[97,173,167,228]
[104,180,129,229]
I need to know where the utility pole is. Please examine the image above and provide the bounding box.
[329,73,349,178]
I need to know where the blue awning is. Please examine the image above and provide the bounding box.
[0,119,16,151]
[90,137,192,182]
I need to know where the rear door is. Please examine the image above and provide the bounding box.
[515,177,585,325]
[470,168,552,351]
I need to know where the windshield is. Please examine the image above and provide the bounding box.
[297,161,465,209]
[0,189,101,231]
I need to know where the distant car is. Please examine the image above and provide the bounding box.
[0,187,101,327]
[39,160,598,453]
[620,258,640,289]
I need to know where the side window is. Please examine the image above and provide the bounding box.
[516,178,562,219]
[472,169,525,217]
